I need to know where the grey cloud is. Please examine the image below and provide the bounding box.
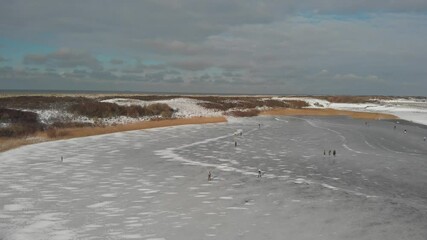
[1,1,427,95]
[110,59,124,65]
[23,49,102,71]
[332,73,384,83]
[144,70,183,83]
[5,1,427,55]
[171,60,213,71]
[64,69,89,78]
[119,74,145,82]
[120,63,167,74]
[219,62,253,71]
[121,62,145,74]
[145,40,205,55]
[144,72,166,82]
[222,71,242,78]
[23,54,47,65]
[164,76,184,83]
[144,64,167,71]
[162,69,180,75]
[89,70,118,81]
[117,67,181,83]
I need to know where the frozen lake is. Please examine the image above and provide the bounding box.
[1,116,427,239]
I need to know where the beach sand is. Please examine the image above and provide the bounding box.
[261,108,398,120]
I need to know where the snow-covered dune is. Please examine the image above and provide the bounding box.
[102,97,222,118]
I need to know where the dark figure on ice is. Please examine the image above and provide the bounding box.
[424,137,426,142]
[394,125,396,130]
[235,141,237,147]
[328,150,331,156]
[323,150,326,156]
[404,129,407,134]
[258,123,261,129]
[333,150,336,157]
[258,169,262,178]
[208,171,212,181]
[365,121,368,126]
[60,156,63,163]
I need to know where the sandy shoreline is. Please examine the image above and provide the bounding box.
[0,116,227,153]
[261,108,398,120]
[0,108,399,153]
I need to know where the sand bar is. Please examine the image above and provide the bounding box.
[261,108,398,120]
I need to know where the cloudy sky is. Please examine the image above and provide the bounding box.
[1,0,427,95]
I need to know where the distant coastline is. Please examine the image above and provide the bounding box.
[0,89,281,97]
[2,89,425,98]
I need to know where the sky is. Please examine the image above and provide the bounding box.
[1,0,427,95]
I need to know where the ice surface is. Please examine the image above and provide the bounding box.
[1,116,427,239]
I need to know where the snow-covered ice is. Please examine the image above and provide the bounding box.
[1,116,427,239]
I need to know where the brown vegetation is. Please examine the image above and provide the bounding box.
[0,96,88,109]
[0,108,39,123]
[193,96,308,111]
[97,95,179,101]
[284,100,309,108]
[0,108,43,137]
[314,96,392,103]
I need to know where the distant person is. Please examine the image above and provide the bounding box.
[365,121,368,126]
[328,150,331,156]
[258,169,262,178]
[333,150,336,157]
[258,123,261,129]
[235,141,237,147]
[424,137,426,142]
[404,129,407,134]
[240,131,243,136]
[61,156,63,163]
[394,125,396,130]
[323,150,326,156]
[208,171,212,181]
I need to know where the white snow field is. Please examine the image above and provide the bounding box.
[1,116,427,239]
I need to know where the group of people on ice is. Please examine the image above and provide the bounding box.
[324,149,336,157]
